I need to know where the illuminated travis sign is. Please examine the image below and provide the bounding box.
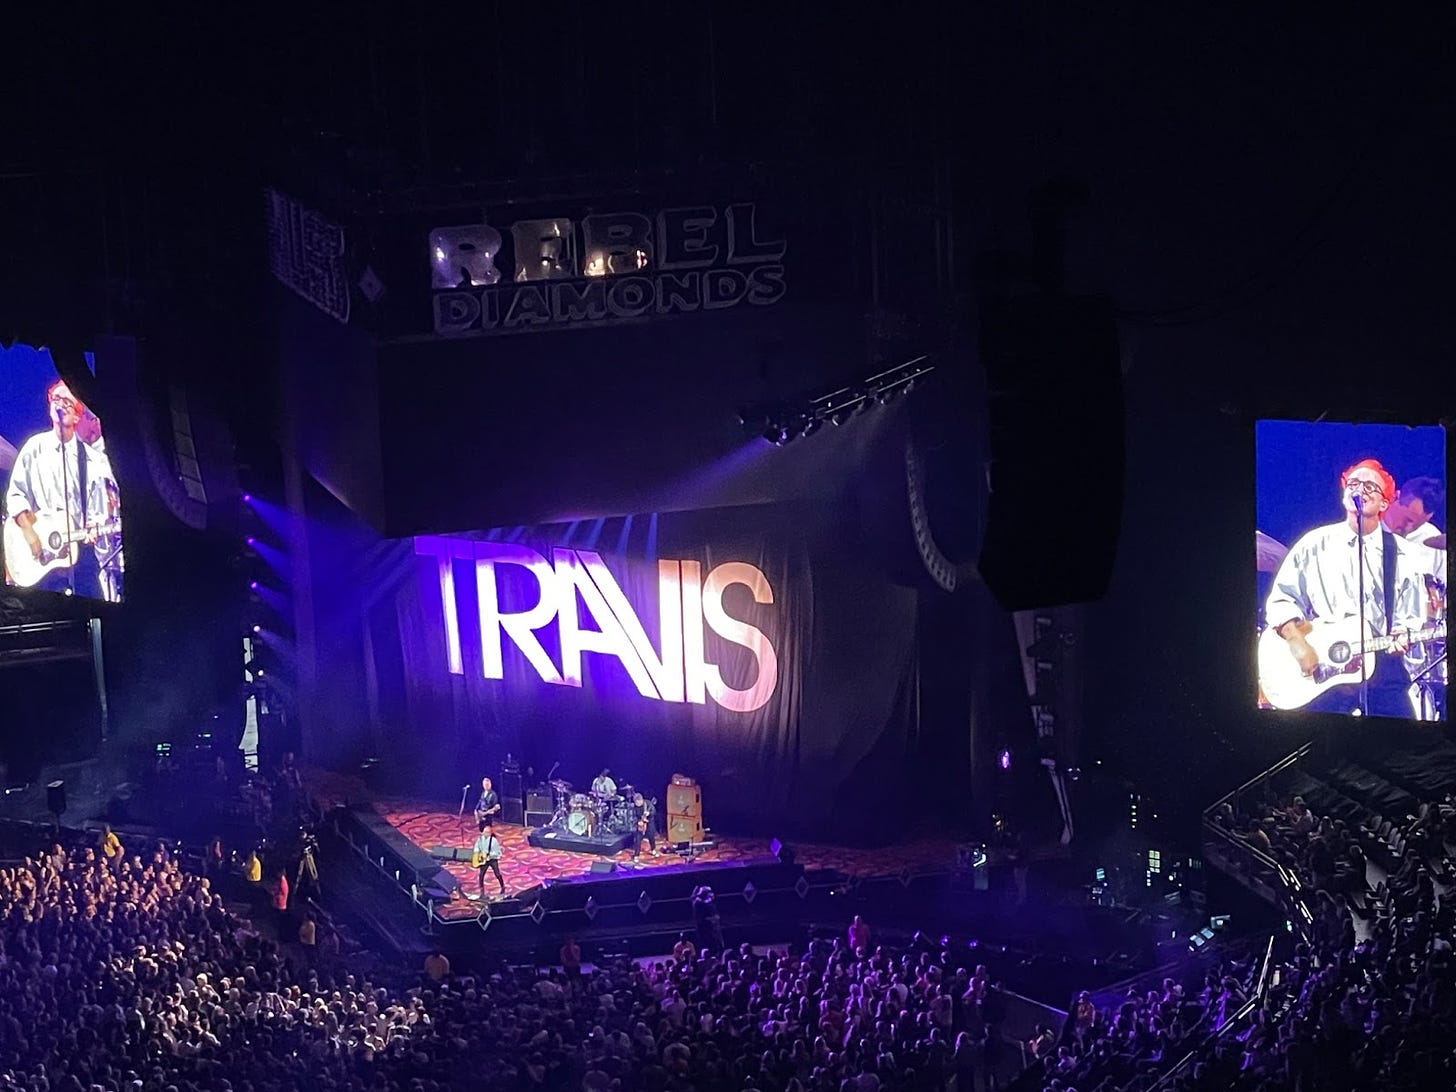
[429,203,786,337]
[415,538,779,713]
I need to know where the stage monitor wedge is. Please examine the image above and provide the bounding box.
[978,294,1124,611]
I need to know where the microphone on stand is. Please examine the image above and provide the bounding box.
[1352,490,1369,716]
[546,762,560,782]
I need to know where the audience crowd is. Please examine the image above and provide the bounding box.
[1062,790,1456,1092]
[6,777,1454,1092]
[0,827,1033,1092]
[1019,957,1260,1092]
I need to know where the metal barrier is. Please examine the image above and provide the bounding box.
[1201,742,1317,946]
[1144,934,1275,1092]
[1205,741,1313,816]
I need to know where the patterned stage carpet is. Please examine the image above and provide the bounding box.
[305,770,958,923]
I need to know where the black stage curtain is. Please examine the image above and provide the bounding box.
[317,506,919,838]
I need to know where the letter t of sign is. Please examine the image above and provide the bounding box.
[474,543,563,684]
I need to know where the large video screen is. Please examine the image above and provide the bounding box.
[0,343,123,603]
[1257,420,1446,720]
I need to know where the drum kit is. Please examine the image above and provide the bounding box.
[547,778,640,838]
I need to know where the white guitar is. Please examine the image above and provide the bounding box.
[3,511,121,589]
[1258,616,1447,710]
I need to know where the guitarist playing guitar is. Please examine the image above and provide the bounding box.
[631,792,659,860]
[1263,458,1441,718]
[474,776,501,824]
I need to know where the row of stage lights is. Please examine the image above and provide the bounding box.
[239,491,291,691]
[738,355,935,446]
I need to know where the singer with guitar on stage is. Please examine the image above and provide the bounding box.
[1260,458,1444,718]
[468,819,505,900]
[4,380,122,599]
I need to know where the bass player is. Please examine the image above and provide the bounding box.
[474,776,501,824]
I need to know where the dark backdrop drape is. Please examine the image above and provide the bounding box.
[310,504,921,839]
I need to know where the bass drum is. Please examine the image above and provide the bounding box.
[564,809,594,844]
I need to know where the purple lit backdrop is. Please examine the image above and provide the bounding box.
[300,500,925,840]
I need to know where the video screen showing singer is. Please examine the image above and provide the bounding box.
[3,379,124,602]
[1256,420,1446,722]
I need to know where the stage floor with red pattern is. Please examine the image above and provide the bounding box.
[305,770,958,922]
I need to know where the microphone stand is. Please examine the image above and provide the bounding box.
[57,411,76,595]
[1354,494,1369,718]
[1408,651,1447,719]
[458,784,470,850]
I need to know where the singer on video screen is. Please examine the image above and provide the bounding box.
[4,379,124,601]
[1258,449,1446,721]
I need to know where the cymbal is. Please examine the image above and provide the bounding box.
[1256,530,1288,574]
[549,779,572,791]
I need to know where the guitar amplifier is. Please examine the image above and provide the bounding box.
[667,814,704,843]
[501,797,524,826]
[499,768,523,800]
[666,776,703,844]
[526,790,553,814]
[666,782,701,817]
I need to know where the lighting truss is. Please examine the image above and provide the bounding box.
[740,355,935,445]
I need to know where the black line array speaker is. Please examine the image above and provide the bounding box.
[46,780,66,816]
[978,293,1124,610]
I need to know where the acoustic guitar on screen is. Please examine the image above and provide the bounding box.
[2,510,121,588]
[1257,616,1447,710]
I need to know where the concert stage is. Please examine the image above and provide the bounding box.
[305,769,961,927]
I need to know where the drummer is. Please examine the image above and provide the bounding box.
[591,768,617,798]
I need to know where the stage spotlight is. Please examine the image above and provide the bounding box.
[246,536,256,547]
[242,493,253,504]
[251,625,261,635]
[249,581,259,591]
[998,749,1012,770]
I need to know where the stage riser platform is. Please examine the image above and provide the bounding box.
[526,826,634,856]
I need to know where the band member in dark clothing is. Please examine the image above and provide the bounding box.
[474,776,501,823]
[632,793,659,859]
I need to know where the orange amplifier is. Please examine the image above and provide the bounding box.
[666,775,703,843]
